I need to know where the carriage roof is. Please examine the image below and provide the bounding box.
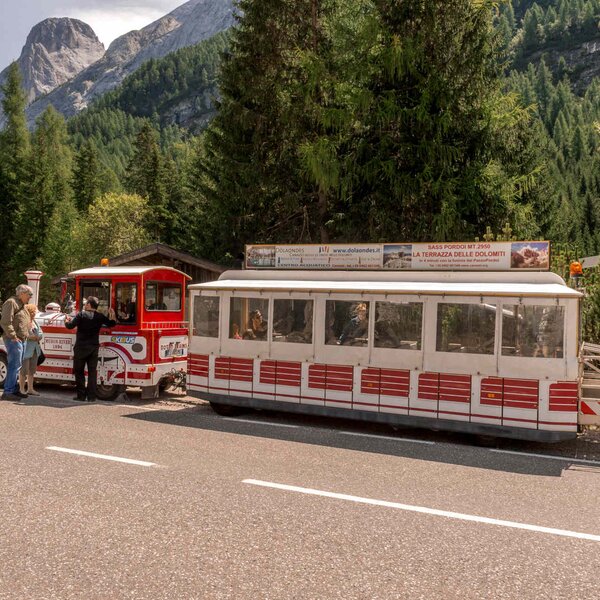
[68,266,191,279]
[189,270,581,298]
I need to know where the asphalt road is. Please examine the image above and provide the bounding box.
[0,383,599,599]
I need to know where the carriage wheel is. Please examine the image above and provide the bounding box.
[0,353,7,389]
[95,383,126,401]
[209,401,242,416]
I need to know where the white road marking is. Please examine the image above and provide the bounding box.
[243,479,600,542]
[115,404,158,411]
[339,431,434,445]
[490,449,600,466]
[223,418,299,429]
[46,446,156,467]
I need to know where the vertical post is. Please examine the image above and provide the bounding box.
[24,270,43,306]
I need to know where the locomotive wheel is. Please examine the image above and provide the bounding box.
[209,401,242,416]
[0,353,7,388]
[95,383,126,401]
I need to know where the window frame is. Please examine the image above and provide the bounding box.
[115,282,138,325]
[145,281,183,312]
[425,296,499,375]
[79,280,112,317]
[271,297,315,346]
[192,295,220,339]
[497,296,570,380]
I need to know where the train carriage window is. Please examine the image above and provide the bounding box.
[436,303,496,355]
[115,283,137,324]
[81,281,110,317]
[193,296,220,338]
[229,297,269,341]
[146,282,182,311]
[502,305,564,358]
[325,300,369,346]
[272,299,313,344]
[375,302,422,350]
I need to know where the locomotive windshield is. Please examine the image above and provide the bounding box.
[80,281,111,316]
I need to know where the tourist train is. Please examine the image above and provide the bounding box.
[186,242,585,442]
[2,241,598,441]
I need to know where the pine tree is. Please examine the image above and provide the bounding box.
[38,197,82,303]
[0,62,31,298]
[12,106,74,275]
[198,0,341,259]
[125,122,169,241]
[73,140,102,211]
[338,0,543,241]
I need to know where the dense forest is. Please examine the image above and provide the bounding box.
[2,0,600,321]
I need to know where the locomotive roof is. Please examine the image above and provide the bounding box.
[189,269,581,298]
[69,266,191,279]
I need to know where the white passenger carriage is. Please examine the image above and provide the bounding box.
[187,242,582,442]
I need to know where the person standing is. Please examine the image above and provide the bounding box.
[64,297,116,402]
[1,284,34,400]
[20,304,43,397]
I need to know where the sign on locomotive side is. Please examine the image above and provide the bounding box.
[245,241,550,271]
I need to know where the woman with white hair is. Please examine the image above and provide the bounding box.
[19,304,43,396]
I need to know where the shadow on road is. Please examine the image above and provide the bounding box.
[121,402,598,478]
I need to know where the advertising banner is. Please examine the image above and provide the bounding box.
[245,241,550,271]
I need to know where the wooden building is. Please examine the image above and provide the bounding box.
[106,243,225,283]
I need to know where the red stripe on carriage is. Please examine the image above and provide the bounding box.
[188,353,209,377]
[214,357,254,381]
[126,372,152,380]
[37,365,73,375]
[439,374,471,403]
[418,372,439,402]
[549,381,578,412]
[308,364,353,392]
[480,377,539,409]
[259,360,301,387]
[361,368,410,397]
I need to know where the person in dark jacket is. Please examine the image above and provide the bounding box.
[64,296,116,402]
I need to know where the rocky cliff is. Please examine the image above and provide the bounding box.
[25,0,235,125]
[0,18,104,107]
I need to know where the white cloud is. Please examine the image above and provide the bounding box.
[0,1,185,68]
[75,7,170,48]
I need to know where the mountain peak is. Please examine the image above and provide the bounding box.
[25,17,101,52]
[25,0,235,123]
[0,17,105,105]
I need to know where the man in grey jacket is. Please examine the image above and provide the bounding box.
[1,284,34,400]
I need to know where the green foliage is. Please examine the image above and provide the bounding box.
[0,63,30,299]
[19,107,74,261]
[333,0,544,242]
[76,192,152,263]
[72,140,104,211]
[506,55,600,254]
[581,267,600,344]
[511,0,600,59]
[125,123,170,242]
[38,196,82,305]
[93,32,228,130]
[199,0,333,258]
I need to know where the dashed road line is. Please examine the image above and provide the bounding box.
[223,418,299,429]
[46,446,157,467]
[243,479,600,542]
[489,448,600,466]
[339,431,434,445]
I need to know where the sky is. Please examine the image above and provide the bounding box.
[0,0,186,71]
